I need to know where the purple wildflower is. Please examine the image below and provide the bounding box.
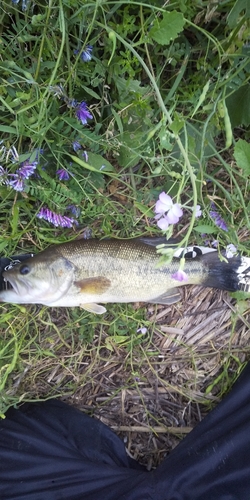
[67,204,81,217]
[1,144,19,163]
[0,143,5,161]
[211,240,218,248]
[75,101,93,125]
[56,169,70,181]
[82,46,93,62]
[10,146,19,162]
[22,0,29,10]
[171,269,188,282]
[37,207,78,228]
[12,0,30,12]
[154,192,183,230]
[67,98,78,108]
[74,45,93,62]
[72,141,81,152]
[81,45,93,62]
[17,160,38,179]
[209,203,228,231]
[0,166,10,185]
[8,174,25,192]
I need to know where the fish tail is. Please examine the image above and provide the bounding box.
[201,252,250,292]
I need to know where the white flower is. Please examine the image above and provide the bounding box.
[226,244,237,259]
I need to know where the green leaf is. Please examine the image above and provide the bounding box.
[70,153,115,174]
[111,108,123,135]
[31,14,47,25]
[234,139,250,175]
[230,291,250,301]
[191,80,210,117]
[134,202,154,217]
[118,130,145,168]
[169,115,185,134]
[0,241,9,253]
[226,85,250,128]
[0,125,17,134]
[227,0,250,28]
[10,205,19,236]
[193,225,216,234]
[149,11,185,46]
[81,85,101,100]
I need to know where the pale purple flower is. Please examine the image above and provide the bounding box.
[155,192,183,230]
[9,174,25,192]
[171,270,188,282]
[157,216,170,231]
[0,143,6,161]
[1,144,19,163]
[167,204,183,224]
[10,146,19,162]
[211,240,219,248]
[0,166,9,185]
[56,168,70,181]
[155,192,173,214]
[37,207,78,228]
[72,141,81,152]
[75,102,93,125]
[194,205,202,217]
[209,203,228,231]
[226,244,237,258]
[137,327,148,335]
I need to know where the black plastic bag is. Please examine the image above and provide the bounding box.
[1,364,250,499]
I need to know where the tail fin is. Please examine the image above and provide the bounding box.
[202,252,250,292]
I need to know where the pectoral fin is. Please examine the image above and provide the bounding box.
[149,287,181,305]
[80,302,107,314]
[74,276,110,294]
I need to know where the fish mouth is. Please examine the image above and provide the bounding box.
[2,279,14,291]
[3,276,23,295]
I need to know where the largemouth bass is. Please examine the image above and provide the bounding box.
[0,238,249,314]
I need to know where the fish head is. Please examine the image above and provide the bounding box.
[0,253,75,305]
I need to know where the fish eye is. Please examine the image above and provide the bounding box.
[19,264,30,275]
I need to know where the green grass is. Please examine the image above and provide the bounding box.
[0,0,250,433]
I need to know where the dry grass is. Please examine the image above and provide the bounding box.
[2,284,250,468]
